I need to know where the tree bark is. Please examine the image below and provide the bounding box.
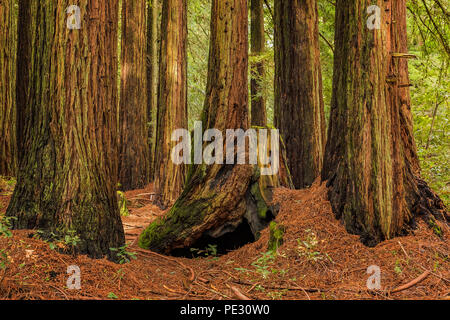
[250,0,267,126]
[274,0,326,189]
[153,0,188,208]
[118,0,150,191]
[323,0,447,246]
[0,0,17,177]
[139,0,292,254]
[7,0,125,260]
[147,0,160,180]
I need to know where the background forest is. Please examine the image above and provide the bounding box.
[186,0,449,206]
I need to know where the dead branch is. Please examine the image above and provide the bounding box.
[390,270,431,294]
[230,286,252,300]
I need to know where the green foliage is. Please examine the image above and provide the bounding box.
[0,216,15,238]
[407,0,450,207]
[318,0,336,123]
[110,244,137,264]
[107,292,118,299]
[33,229,80,255]
[251,250,277,279]
[187,0,210,128]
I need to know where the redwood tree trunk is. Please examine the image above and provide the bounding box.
[118,0,150,190]
[139,0,292,254]
[322,0,446,246]
[7,0,125,259]
[274,0,326,189]
[0,0,17,176]
[147,0,160,179]
[250,0,267,126]
[153,0,188,208]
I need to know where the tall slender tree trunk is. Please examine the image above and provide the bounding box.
[0,0,17,177]
[250,0,267,126]
[139,0,292,254]
[118,0,150,190]
[7,0,125,260]
[154,0,188,208]
[147,0,160,179]
[323,0,446,246]
[274,0,326,189]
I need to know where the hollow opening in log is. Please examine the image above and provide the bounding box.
[170,213,275,258]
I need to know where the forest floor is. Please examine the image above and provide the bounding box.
[0,181,448,300]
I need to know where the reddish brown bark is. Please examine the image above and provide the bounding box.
[323,0,447,246]
[119,0,150,191]
[0,0,17,176]
[274,0,326,189]
[7,0,125,259]
[154,0,188,208]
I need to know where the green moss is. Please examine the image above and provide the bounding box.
[117,191,129,217]
[268,221,285,251]
[250,182,268,219]
[138,194,211,252]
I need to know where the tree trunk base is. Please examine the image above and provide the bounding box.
[139,128,293,255]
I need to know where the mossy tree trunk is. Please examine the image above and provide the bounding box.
[322,0,447,246]
[274,0,326,189]
[147,0,160,179]
[118,0,150,190]
[6,0,125,260]
[154,0,188,208]
[0,0,17,177]
[139,0,292,254]
[250,0,267,126]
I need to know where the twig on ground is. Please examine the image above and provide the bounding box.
[390,270,431,294]
[230,286,251,300]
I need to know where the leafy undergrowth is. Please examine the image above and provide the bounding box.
[0,181,448,300]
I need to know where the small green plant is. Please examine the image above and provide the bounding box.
[110,244,137,264]
[107,292,118,299]
[0,216,16,238]
[251,250,277,279]
[64,230,81,246]
[296,229,332,263]
[63,230,81,255]
[190,244,218,258]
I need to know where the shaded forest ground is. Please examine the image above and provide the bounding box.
[0,180,448,300]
